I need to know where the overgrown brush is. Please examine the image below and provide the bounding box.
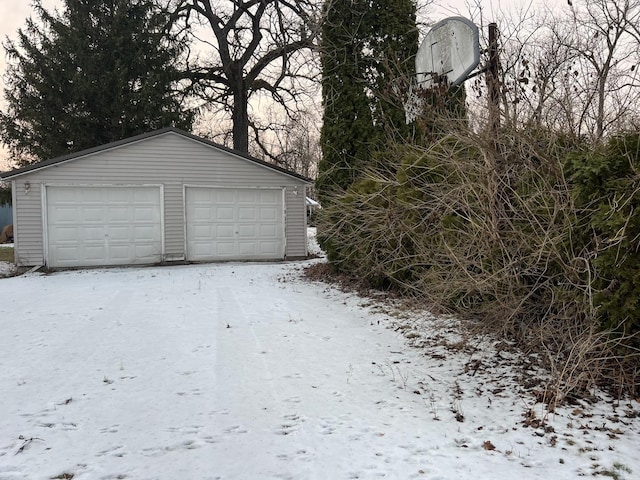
[317,125,640,400]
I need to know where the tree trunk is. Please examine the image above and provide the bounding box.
[232,87,249,153]
[596,73,606,143]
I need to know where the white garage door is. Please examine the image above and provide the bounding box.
[46,186,163,268]
[186,187,285,261]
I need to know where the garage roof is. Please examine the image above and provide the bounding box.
[0,127,312,183]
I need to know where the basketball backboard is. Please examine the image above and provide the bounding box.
[416,16,480,89]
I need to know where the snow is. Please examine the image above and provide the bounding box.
[0,231,639,480]
[0,244,15,277]
[0,263,14,277]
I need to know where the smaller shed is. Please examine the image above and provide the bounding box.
[0,128,311,268]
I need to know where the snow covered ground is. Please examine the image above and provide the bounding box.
[0,244,15,277]
[1,232,639,480]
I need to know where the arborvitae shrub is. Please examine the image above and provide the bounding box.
[567,134,640,344]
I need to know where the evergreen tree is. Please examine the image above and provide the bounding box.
[317,0,418,201]
[366,0,418,138]
[317,0,373,201]
[0,0,194,165]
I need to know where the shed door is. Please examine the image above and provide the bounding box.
[186,187,285,261]
[46,186,162,267]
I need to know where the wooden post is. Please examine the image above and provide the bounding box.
[487,23,500,135]
[486,23,502,239]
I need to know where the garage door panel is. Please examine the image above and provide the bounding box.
[193,207,211,221]
[238,242,256,255]
[133,225,158,241]
[53,190,77,202]
[134,244,158,260]
[107,207,129,222]
[191,189,209,202]
[83,211,106,223]
[54,207,80,222]
[238,207,256,220]
[193,225,213,237]
[109,245,131,261]
[259,241,278,255]
[238,190,257,203]
[259,190,278,203]
[80,189,103,202]
[132,207,157,222]
[259,224,277,237]
[216,190,235,203]
[259,207,277,221]
[238,225,256,237]
[50,226,80,242]
[82,226,105,241]
[46,186,162,267]
[56,246,82,262]
[216,242,235,256]
[84,245,108,261]
[109,225,131,241]
[186,187,284,261]
[216,207,234,221]
[216,224,234,239]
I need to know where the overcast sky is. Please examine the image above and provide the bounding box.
[0,0,539,169]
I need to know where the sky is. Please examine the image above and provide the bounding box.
[0,0,540,170]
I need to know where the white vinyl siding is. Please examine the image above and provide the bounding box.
[163,183,184,261]
[10,132,308,267]
[285,186,308,258]
[13,181,45,266]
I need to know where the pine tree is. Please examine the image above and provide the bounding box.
[317,0,418,201]
[0,0,194,165]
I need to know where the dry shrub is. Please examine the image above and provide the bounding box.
[317,124,640,400]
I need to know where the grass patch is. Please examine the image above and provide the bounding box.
[0,247,14,263]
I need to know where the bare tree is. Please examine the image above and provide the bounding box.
[561,0,640,142]
[271,111,320,178]
[467,0,640,142]
[493,10,579,134]
[174,0,320,153]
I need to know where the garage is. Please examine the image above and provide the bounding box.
[186,186,284,261]
[45,186,163,268]
[0,127,309,268]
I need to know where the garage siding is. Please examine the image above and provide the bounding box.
[13,180,45,266]
[285,187,307,258]
[10,132,308,266]
[163,183,184,260]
